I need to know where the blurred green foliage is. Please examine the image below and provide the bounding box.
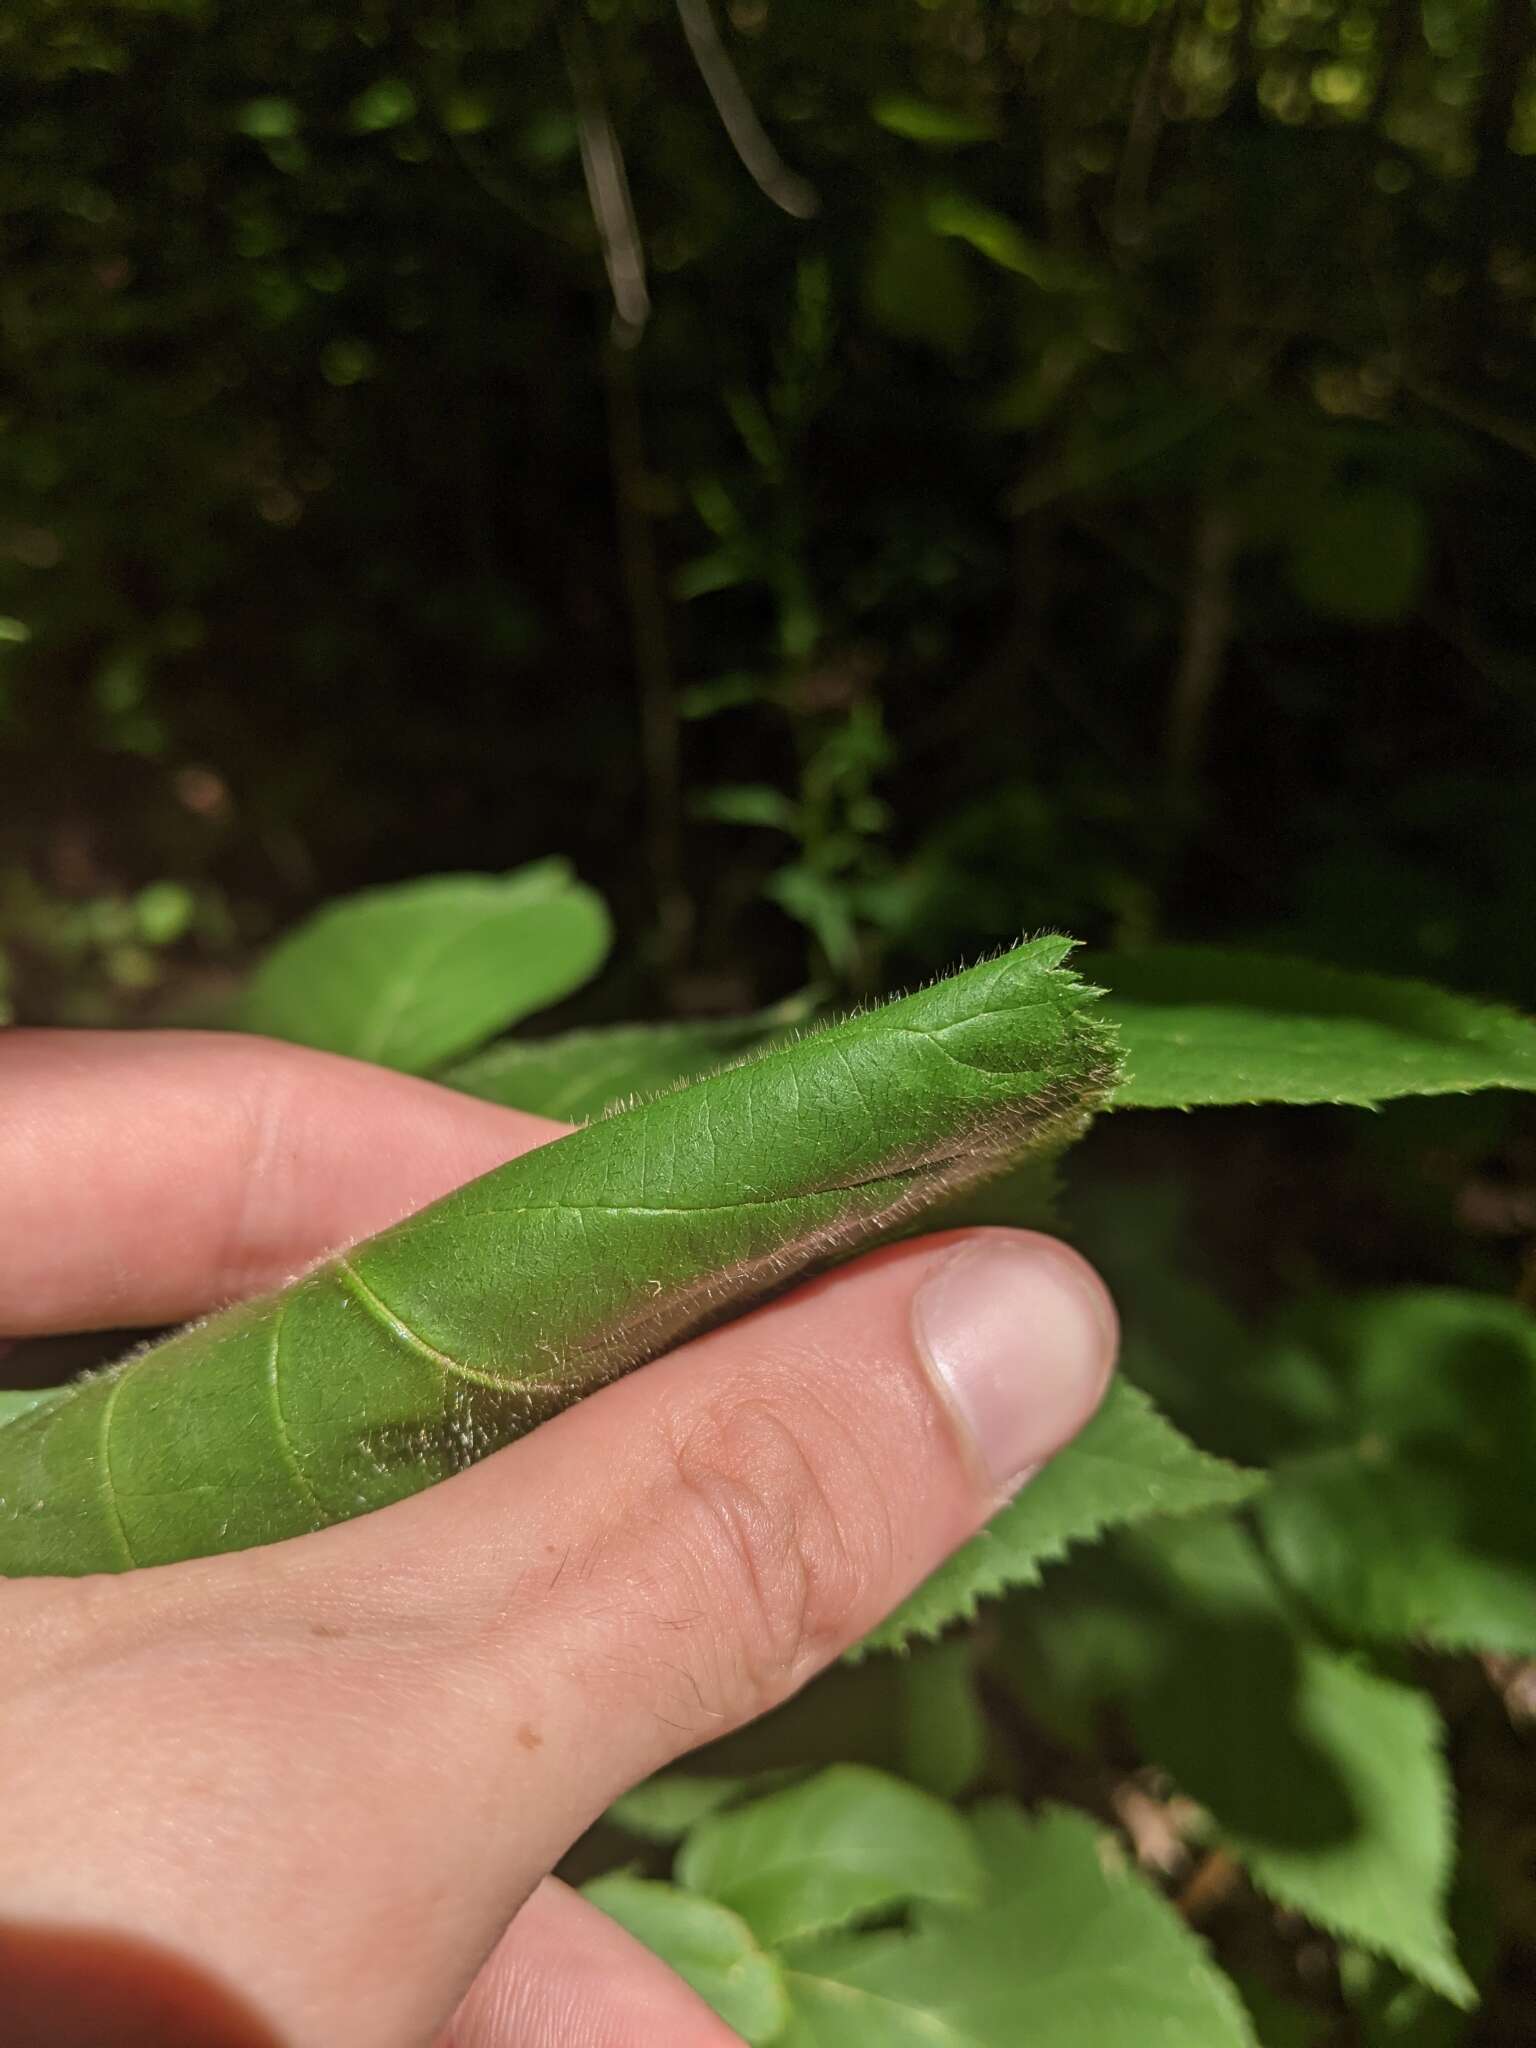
[2,0,1534,1019]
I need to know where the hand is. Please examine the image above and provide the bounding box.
[0,1029,1117,2048]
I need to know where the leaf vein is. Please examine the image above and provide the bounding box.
[95,1368,138,1570]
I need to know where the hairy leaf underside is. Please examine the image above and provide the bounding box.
[0,939,1118,1575]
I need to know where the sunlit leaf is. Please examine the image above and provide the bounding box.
[678,1765,984,1948]
[780,1805,1257,2047]
[1023,1520,1474,2008]
[860,1379,1261,1652]
[238,863,611,1073]
[1095,949,1536,1108]
[583,1874,789,2044]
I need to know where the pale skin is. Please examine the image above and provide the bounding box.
[0,1030,1118,2048]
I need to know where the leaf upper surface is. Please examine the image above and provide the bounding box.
[582,1874,789,2044]
[1256,1291,1536,1657]
[238,862,611,1073]
[780,1805,1257,2048]
[859,1379,1262,1653]
[1092,949,1536,1109]
[677,1765,984,1949]
[1020,1518,1473,2007]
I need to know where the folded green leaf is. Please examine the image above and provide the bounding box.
[0,938,1117,1575]
[238,861,612,1073]
[677,1765,984,1949]
[1093,949,1536,1109]
[582,1875,789,2044]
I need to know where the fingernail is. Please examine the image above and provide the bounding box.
[913,1234,1117,1500]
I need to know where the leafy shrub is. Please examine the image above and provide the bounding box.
[9,864,1534,2040]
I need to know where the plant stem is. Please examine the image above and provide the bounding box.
[603,338,691,988]
[1164,492,1240,811]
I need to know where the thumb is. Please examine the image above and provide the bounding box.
[310,1224,1117,1851]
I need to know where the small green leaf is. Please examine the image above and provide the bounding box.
[859,1380,1262,1653]
[583,1874,789,2044]
[677,1765,984,1948]
[926,195,1096,291]
[350,78,417,134]
[764,864,860,975]
[695,783,803,832]
[134,880,195,947]
[1257,1291,1536,1657]
[871,96,996,145]
[1115,1519,1473,2008]
[1229,1655,1472,2008]
[781,1805,1257,2047]
[238,863,611,1073]
[236,97,300,142]
[1096,949,1536,1109]
[443,1008,805,1120]
[609,1772,761,1845]
[1288,486,1429,626]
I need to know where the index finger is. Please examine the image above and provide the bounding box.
[0,1030,565,1336]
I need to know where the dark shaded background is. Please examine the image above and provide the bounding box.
[3,0,1534,1030]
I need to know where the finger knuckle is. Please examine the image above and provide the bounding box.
[644,1375,892,1727]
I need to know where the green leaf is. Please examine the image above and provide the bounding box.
[870,96,996,145]
[349,78,417,134]
[1226,1653,1472,2008]
[1287,486,1429,626]
[925,195,1096,292]
[444,1012,796,1120]
[0,1388,66,1431]
[582,1874,789,2044]
[780,1805,1257,2047]
[1257,1291,1536,1656]
[1060,1518,1474,2008]
[609,1772,762,1845]
[897,1637,987,1799]
[238,863,612,1074]
[677,1765,983,1949]
[694,783,803,832]
[237,97,300,142]
[1344,1841,1500,2044]
[0,938,1118,1574]
[864,202,982,359]
[858,1380,1261,1653]
[764,864,860,975]
[1094,949,1536,1109]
